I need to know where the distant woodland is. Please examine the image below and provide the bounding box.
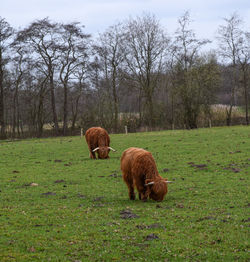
[0,11,249,138]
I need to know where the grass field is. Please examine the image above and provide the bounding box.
[0,126,249,261]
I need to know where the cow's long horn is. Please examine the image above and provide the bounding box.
[92,147,99,152]
[108,147,116,152]
[145,182,155,186]
[165,181,173,183]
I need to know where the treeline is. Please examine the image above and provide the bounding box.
[0,11,249,139]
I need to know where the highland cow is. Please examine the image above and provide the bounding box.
[121,147,172,201]
[85,127,116,159]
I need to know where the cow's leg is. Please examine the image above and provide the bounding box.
[90,151,96,159]
[123,173,135,200]
[88,144,96,159]
[136,176,149,201]
[126,181,135,200]
[137,186,148,201]
[128,185,135,200]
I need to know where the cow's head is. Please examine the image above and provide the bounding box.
[92,146,116,159]
[145,179,172,201]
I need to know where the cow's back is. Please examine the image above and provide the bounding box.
[85,127,109,147]
[121,147,156,178]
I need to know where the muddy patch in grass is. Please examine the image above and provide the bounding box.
[176,203,185,208]
[136,223,165,230]
[77,194,86,199]
[196,216,216,222]
[120,209,139,219]
[109,173,122,179]
[93,196,104,202]
[92,197,105,207]
[61,195,67,199]
[41,192,56,196]
[241,218,250,223]
[145,233,159,241]
[64,162,72,166]
[223,164,241,173]
[188,162,208,170]
[54,179,65,183]
[229,150,241,154]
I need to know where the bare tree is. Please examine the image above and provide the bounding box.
[94,23,124,132]
[16,18,61,134]
[123,13,169,128]
[0,17,13,139]
[70,65,87,132]
[10,37,31,137]
[217,13,244,126]
[236,31,250,125]
[88,56,114,129]
[171,11,210,128]
[58,22,90,135]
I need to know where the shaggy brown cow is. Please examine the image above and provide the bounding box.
[121,147,172,201]
[85,127,116,159]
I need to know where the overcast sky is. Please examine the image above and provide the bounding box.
[1,0,250,44]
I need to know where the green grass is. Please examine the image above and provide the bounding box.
[0,126,249,261]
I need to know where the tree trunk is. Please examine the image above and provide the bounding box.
[12,76,22,137]
[37,91,45,137]
[171,90,175,130]
[243,70,249,125]
[147,95,154,128]
[71,94,81,132]
[185,105,198,129]
[144,86,154,128]
[112,70,118,132]
[49,70,59,135]
[12,90,17,137]
[138,88,142,127]
[63,82,68,136]
[0,50,6,139]
[16,97,21,137]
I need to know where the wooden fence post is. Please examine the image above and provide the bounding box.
[209,119,212,128]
